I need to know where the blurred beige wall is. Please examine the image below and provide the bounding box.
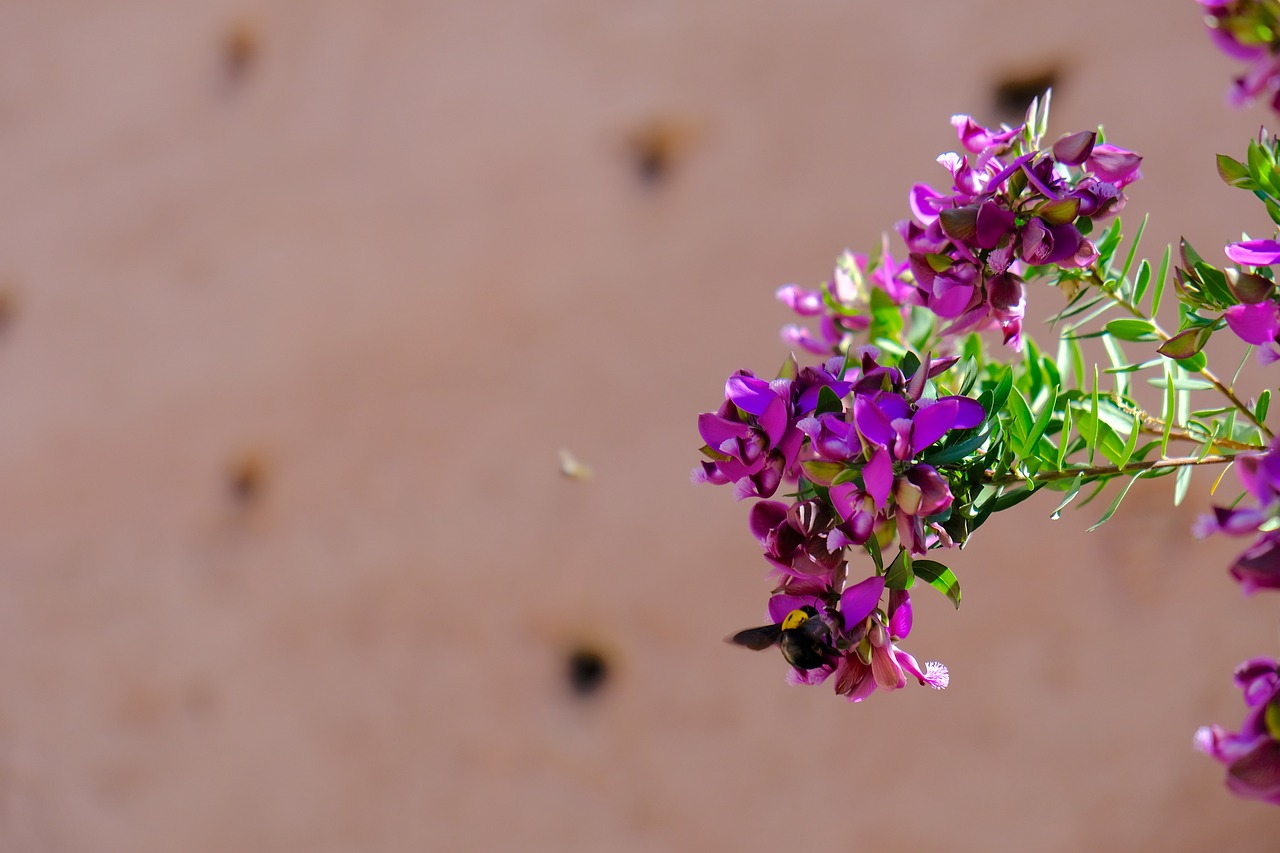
[0,1,1278,850]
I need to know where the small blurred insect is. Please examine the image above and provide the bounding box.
[729,606,835,671]
[558,448,594,481]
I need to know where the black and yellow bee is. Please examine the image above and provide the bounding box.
[729,606,835,670]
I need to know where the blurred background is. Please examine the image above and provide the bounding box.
[0,0,1278,850]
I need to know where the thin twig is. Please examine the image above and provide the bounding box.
[984,453,1234,487]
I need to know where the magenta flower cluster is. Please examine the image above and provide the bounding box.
[1195,439,1280,593]
[901,117,1140,350]
[696,347,982,699]
[1195,442,1280,800]
[1199,0,1280,111]
[1195,657,1280,804]
[777,116,1141,354]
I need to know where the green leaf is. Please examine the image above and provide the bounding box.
[699,444,731,462]
[1006,387,1034,445]
[1217,153,1255,189]
[912,560,962,609]
[1086,473,1144,531]
[1050,474,1084,519]
[1266,197,1280,227]
[815,385,843,417]
[985,367,1014,422]
[1104,318,1159,342]
[1174,463,1193,507]
[923,426,990,466]
[1259,389,1272,423]
[776,353,799,381]
[884,548,915,590]
[865,536,885,573]
[1117,214,1148,291]
[1152,245,1172,316]
[1157,326,1213,359]
[1117,413,1141,469]
[800,460,845,486]
[1057,412,1072,470]
[1096,220,1124,268]
[1161,368,1175,456]
[1133,259,1153,305]
[989,486,1038,512]
[1021,385,1059,459]
[868,287,905,341]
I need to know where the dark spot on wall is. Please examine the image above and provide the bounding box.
[567,647,609,696]
[626,118,700,186]
[0,286,16,332]
[993,68,1060,123]
[228,452,267,504]
[222,19,260,82]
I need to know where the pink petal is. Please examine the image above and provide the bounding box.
[839,575,885,629]
[1226,240,1280,267]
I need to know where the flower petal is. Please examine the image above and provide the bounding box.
[1225,302,1280,346]
[839,575,885,629]
[863,446,893,510]
[1226,240,1280,267]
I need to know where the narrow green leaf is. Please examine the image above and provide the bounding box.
[1096,219,1124,268]
[1022,385,1059,458]
[1090,366,1101,464]
[1258,389,1272,423]
[1070,337,1086,394]
[1174,463,1193,507]
[1102,335,1130,398]
[912,560,962,609]
[1133,259,1153,305]
[1057,412,1072,470]
[1050,473,1084,519]
[1117,413,1141,469]
[1118,214,1148,292]
[1105,318,1158,342]
[1007,387,1034,445]
[1152,245,1171,316]
[1086,473,1144,531]
[865,536,885,573]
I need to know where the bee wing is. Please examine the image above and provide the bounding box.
[727,623,783,650]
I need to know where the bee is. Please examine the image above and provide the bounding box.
[729,606,834,670]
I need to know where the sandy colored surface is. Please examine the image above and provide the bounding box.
[0,1,1278,850]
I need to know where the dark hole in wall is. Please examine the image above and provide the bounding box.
[222,19,260,82]
[0,285,17,332]
[626,118,700,187]
[566,647,609,697]
[992,68,1060,123]
[228,452,267,505]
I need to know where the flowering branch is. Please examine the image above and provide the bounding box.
[696,68,1280,805]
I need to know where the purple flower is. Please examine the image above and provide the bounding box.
[898,117,1139,350]
[776,251,913,356]
[695,361,853,498]
[1195,440,1280,594]
[831,588,949,702]
[1195,657,1280,805]
[1224,301,1280,347]
[749,499,844,582]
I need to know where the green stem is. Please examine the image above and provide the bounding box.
[984,453,1233,488]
